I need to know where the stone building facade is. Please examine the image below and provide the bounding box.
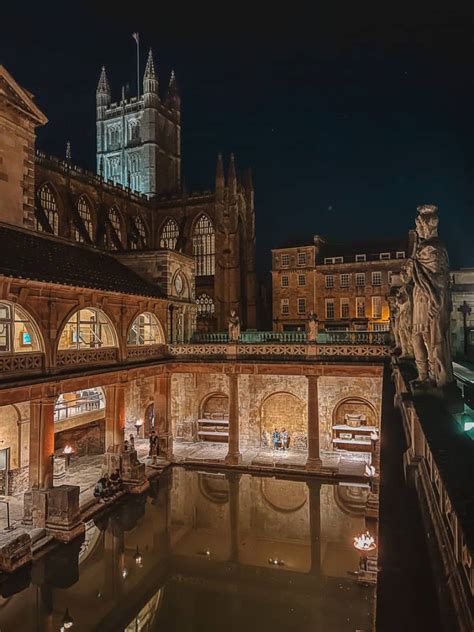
[450,268,474,358]
[272,235,412,332]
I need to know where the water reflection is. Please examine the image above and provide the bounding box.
[0,468,375,631]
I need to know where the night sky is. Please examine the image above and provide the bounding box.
[2,3,473,273]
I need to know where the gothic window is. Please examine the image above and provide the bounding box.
[196,293,215,316]
[131,215,147,249]
[127,312,165,346]
[75,196,94,243]
[128,120,140,143]
[160,218,179,250]
[108,207,122,249]
[0,302,42,353]
[58,308,117,350]
[108,125,121,148]
[108,156,121,184]
[36,184,59,235]
[193,215,215,276]
[128,153,141,192]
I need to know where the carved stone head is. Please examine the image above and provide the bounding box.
[416,204,439,240]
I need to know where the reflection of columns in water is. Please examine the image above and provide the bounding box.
[306,375,322,470]
[226,472,241,562]
[154,373,173,460]
[29,396,56,489]
[225,373,242,464]
[306,480,322,573]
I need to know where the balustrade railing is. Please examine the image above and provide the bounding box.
[191,330,389,345]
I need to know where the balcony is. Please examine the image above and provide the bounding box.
[191,330,389,345]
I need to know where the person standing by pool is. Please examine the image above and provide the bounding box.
[281,428,289,451]
[272,428,280,450]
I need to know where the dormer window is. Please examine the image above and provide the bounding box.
[380,252,391,260]
[396,251,405,259]
[355,254,366,263]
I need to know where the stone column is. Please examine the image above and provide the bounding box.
[306,375,322,470]
[104,383,126,451]
[225,373,242,464]
[154,373,173,460]
[306,480,322,573]
[29,396,56,490]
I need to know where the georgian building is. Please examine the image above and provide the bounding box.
[26,49,257,333]
[272,235,412,332]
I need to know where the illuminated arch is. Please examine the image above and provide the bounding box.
[127,312,165,346]
[192,214,215,276]
[35,183,59,235]
[332,397,378,427]
[260,391,306,449]
[159,217,179,250]
[0,301,44,353]
[75,195,94,243]
[58,308,118,350]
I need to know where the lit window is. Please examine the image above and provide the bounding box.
[372,271,382,286]
[297,298,306,314]
[281,275,289,287]
[396,251,405,259]
[196,293,215,316]
[297,252,306,266]
[128,312,164,345]
[341,298,350,319]
[325,299,335,319]
[379,252,390,260]
[298,274,306,286]
[108,207,122,249]
[325,275,334,289]
[193,215,215,276]
[75,196,94,243]
[355,254,366,262]
[160,218,179,250]
[36,184,59,235]
[372,296,382,319]
[281,299,289,315]
[58,309,116,350]
[340,273,350,288]
[128,153,141,192]
[55,388,105,422]
[355,273,365,287]
[356,297,366,318]
[281,254,290,267]
[0,303,41,353]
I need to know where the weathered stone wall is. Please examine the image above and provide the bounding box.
[54,420,105,456]
[125,377,155,437]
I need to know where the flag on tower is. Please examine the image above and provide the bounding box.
[132,32,139,43]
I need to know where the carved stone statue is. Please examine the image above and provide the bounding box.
[401,205,453,387]
[387,293,401,351]
[307,310,319,342]
[227,310,240,342]
[396,286,414,358]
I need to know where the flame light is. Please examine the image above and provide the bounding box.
[63,445,73,454]
[353,531,377,552]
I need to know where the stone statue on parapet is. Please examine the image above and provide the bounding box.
[307,310,319,342]
[395,286,414,359]
[227,310,240,342]
[387,292,401,351]
[400,204,453,387]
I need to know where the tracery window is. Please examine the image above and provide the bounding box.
[58,308,116,350]
[0,303,42,353]
[36,184,59,235]
[193,215,215,276]
[75,196,94,243]
[127,312,165,346]
[196,293,215,316]
[131,215,147,249]
[108,207,122,248]
[128,152,141,192]
[108,156,121,184]
[108,125,121,148]
[159,218,179,250]
[129,120,140,143]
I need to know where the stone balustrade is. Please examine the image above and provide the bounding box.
[0,352,44,377]
[56,347,119,368]
[192,330,390,345]
[126,344,167,362]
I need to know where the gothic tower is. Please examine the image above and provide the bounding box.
[95,50,181,197]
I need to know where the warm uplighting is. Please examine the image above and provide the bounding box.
[122,568,129,579]
[268,558,285,566]
[61,607,74,629]
[134,546,143,567]
[353,531,377,552]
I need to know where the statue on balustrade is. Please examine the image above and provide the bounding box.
[387,293,401,351]
[401,205,453,387]
[395,286,414,358]
[227,310,240,342]
[307,310,319,342]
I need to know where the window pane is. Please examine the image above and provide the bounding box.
[193,215,215,276]
[160,218,179,250]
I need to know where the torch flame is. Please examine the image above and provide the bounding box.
[63,445,73,454]
[353,531,376,551]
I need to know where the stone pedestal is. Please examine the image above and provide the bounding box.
[102,451,122,476]
[23,485,84,542]
[0,530,32,573]
[121,449,146,485]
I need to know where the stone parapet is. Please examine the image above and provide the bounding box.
[23,485,84,543]
[0,529,32,573]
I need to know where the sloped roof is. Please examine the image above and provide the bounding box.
[0,224,164,298]
[0,65,48,126]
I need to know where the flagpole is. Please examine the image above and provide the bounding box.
[136,33,140,100]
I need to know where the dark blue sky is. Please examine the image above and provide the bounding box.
[2,2,473,272]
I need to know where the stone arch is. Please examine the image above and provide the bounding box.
[260,478,307,513]
[159,216,180,250]
[170,268,191,300]
[0,300,45,355]
[199,392,228,419]
[126,311,166,346]
[56,306,119,352]
[107,205,125,249]
[260,391,307,449]
[333,485,369,517]
[332,397,378,427]
[74,193,96,243]
[192,213,215,276]
[198,474,229,504]
[35,181,61,235]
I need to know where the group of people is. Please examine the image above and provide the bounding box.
[93,469,122,501]
[272,428,290,451]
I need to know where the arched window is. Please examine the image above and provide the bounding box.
[129,120,140,143]
[0,303,42,353]
[36,184,59,235]
[58,308,116,350]
[108,207,122,248]
[128,153,141,192]
[196,293,215,316]
[75,196,94,243]
[159,218,179,250]
[193,215,215,276]
[127,312,165,346]
[131,215,147,249]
